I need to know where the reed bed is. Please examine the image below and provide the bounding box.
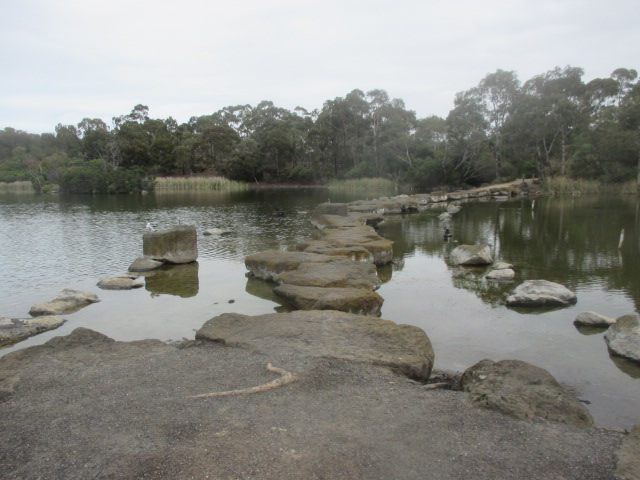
[543,177,638,195]
[328,178,397,196]
[0,181,35,194]
[155,176,248,191]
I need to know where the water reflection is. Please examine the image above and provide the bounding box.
[143,263,200,298]
[609,352,640,379]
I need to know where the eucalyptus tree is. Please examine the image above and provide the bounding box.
[77,118,111,162]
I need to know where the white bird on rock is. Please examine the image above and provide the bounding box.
[146,222,157,231]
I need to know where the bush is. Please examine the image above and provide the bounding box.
[60,160,154,194]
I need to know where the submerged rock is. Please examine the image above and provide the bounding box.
[449,244,494,266]
[0,316,66,346]
[97,274,144,290]
[574,311,616,328]
[506,280,577,308]
[605,314,640,363]
[273,284,384,316]
[196,310,434,381]
[128,256,163,272]
[29,289,101,316]
[143,225,198,264]
[459,359,593,427]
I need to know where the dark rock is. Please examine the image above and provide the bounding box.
[97,273,144,290]
[459,359,594,427]
[245,250,349,281]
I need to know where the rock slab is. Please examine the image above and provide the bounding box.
[29,289,100,316]
[245,250,348,281]
[143,225,198,264]
[273,284,384,316]
[459,359,593,427]
[449,244,494,266]
[196,310,434,381]
[273,261,381,291]
[574,311,616,328]
[0,316,66,346]
[616,425,640,480]
[506,280,577,307]
[128,256,163,272]
[97,274,144,290]
[605,314,640,363]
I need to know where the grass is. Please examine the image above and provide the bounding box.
[328,178,397,196]
[0,181,35,194]
[154,176,249,191]
[542,177,638,195]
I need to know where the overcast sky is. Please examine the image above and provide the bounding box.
[2,0,639,133]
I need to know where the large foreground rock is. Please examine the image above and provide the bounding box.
[0,316,66,346]
[143,225,198,264]
[29,288,100,316]
[459,359,593,427]
[196,310,434,381]
[0,328,622,479]
[273,284,384,316]
[273,261,381,291]
[449,244,493,266]
[245,250,348,280]
[506,280,577,307]
[605,314,640,363]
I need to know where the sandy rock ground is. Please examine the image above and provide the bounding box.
[0,328,623,480]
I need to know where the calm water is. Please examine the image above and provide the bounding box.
[1,190,639,428]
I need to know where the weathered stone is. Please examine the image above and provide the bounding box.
[320,226,394,265]
[273,262,381,291]
[310,214,363,230]
[449,244,494,266]
[143,225,198,264]
[493,261,513,270]
[203,228,228,236]
[574,311,616,328]
[245,250,349,281]
[485,268,515,280]
[296,240,374,262]
[29,289,100,316]
[506,280,577,308]
[128,256,163,272]
[0,316,66,346]
[459,359,594,427]
[616,425,640,480]
[273,284,384,316]
[605,314,640,363]
[97,274,144,290]
[196,310,434,381]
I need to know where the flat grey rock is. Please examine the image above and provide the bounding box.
[273,262,381,291]
[97,274,144,290]
[273,284,384,316]
[574,311,616,328]
[0,315,66,346]
[196,310,434,381]
[485,268,515,280]
[128,256,163,272]
[29,288,101,316]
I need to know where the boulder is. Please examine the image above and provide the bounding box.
[574,311,616,328]
[459,359,593,427]
[273,284,384,316]
[0,316,66,346]
[97,273,144,290]
[492,261,513,270]
[616,425,640,480]
[245,250,349,281]
[605,314,640,363]
[29,289,101,316]
[128,256,163,272]
[506,280,577,308]
[313,202,349,217]
[195,310,434,381]
[486,268,515,280]
[449,244,494,266]
[142,225,198,264]
[311,214,363,230]
[273,262,381,291]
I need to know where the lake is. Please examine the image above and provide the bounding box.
[1,189,639,428]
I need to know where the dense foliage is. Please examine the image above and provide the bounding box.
[1,66,639,193]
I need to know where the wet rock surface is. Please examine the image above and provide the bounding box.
[97,273,144,290]
[0,316,66,347]
[273,284,384,316]
[459,359,594,427]
[128,256,164,272]
[28,288,100,316]
[143,225,198,264]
